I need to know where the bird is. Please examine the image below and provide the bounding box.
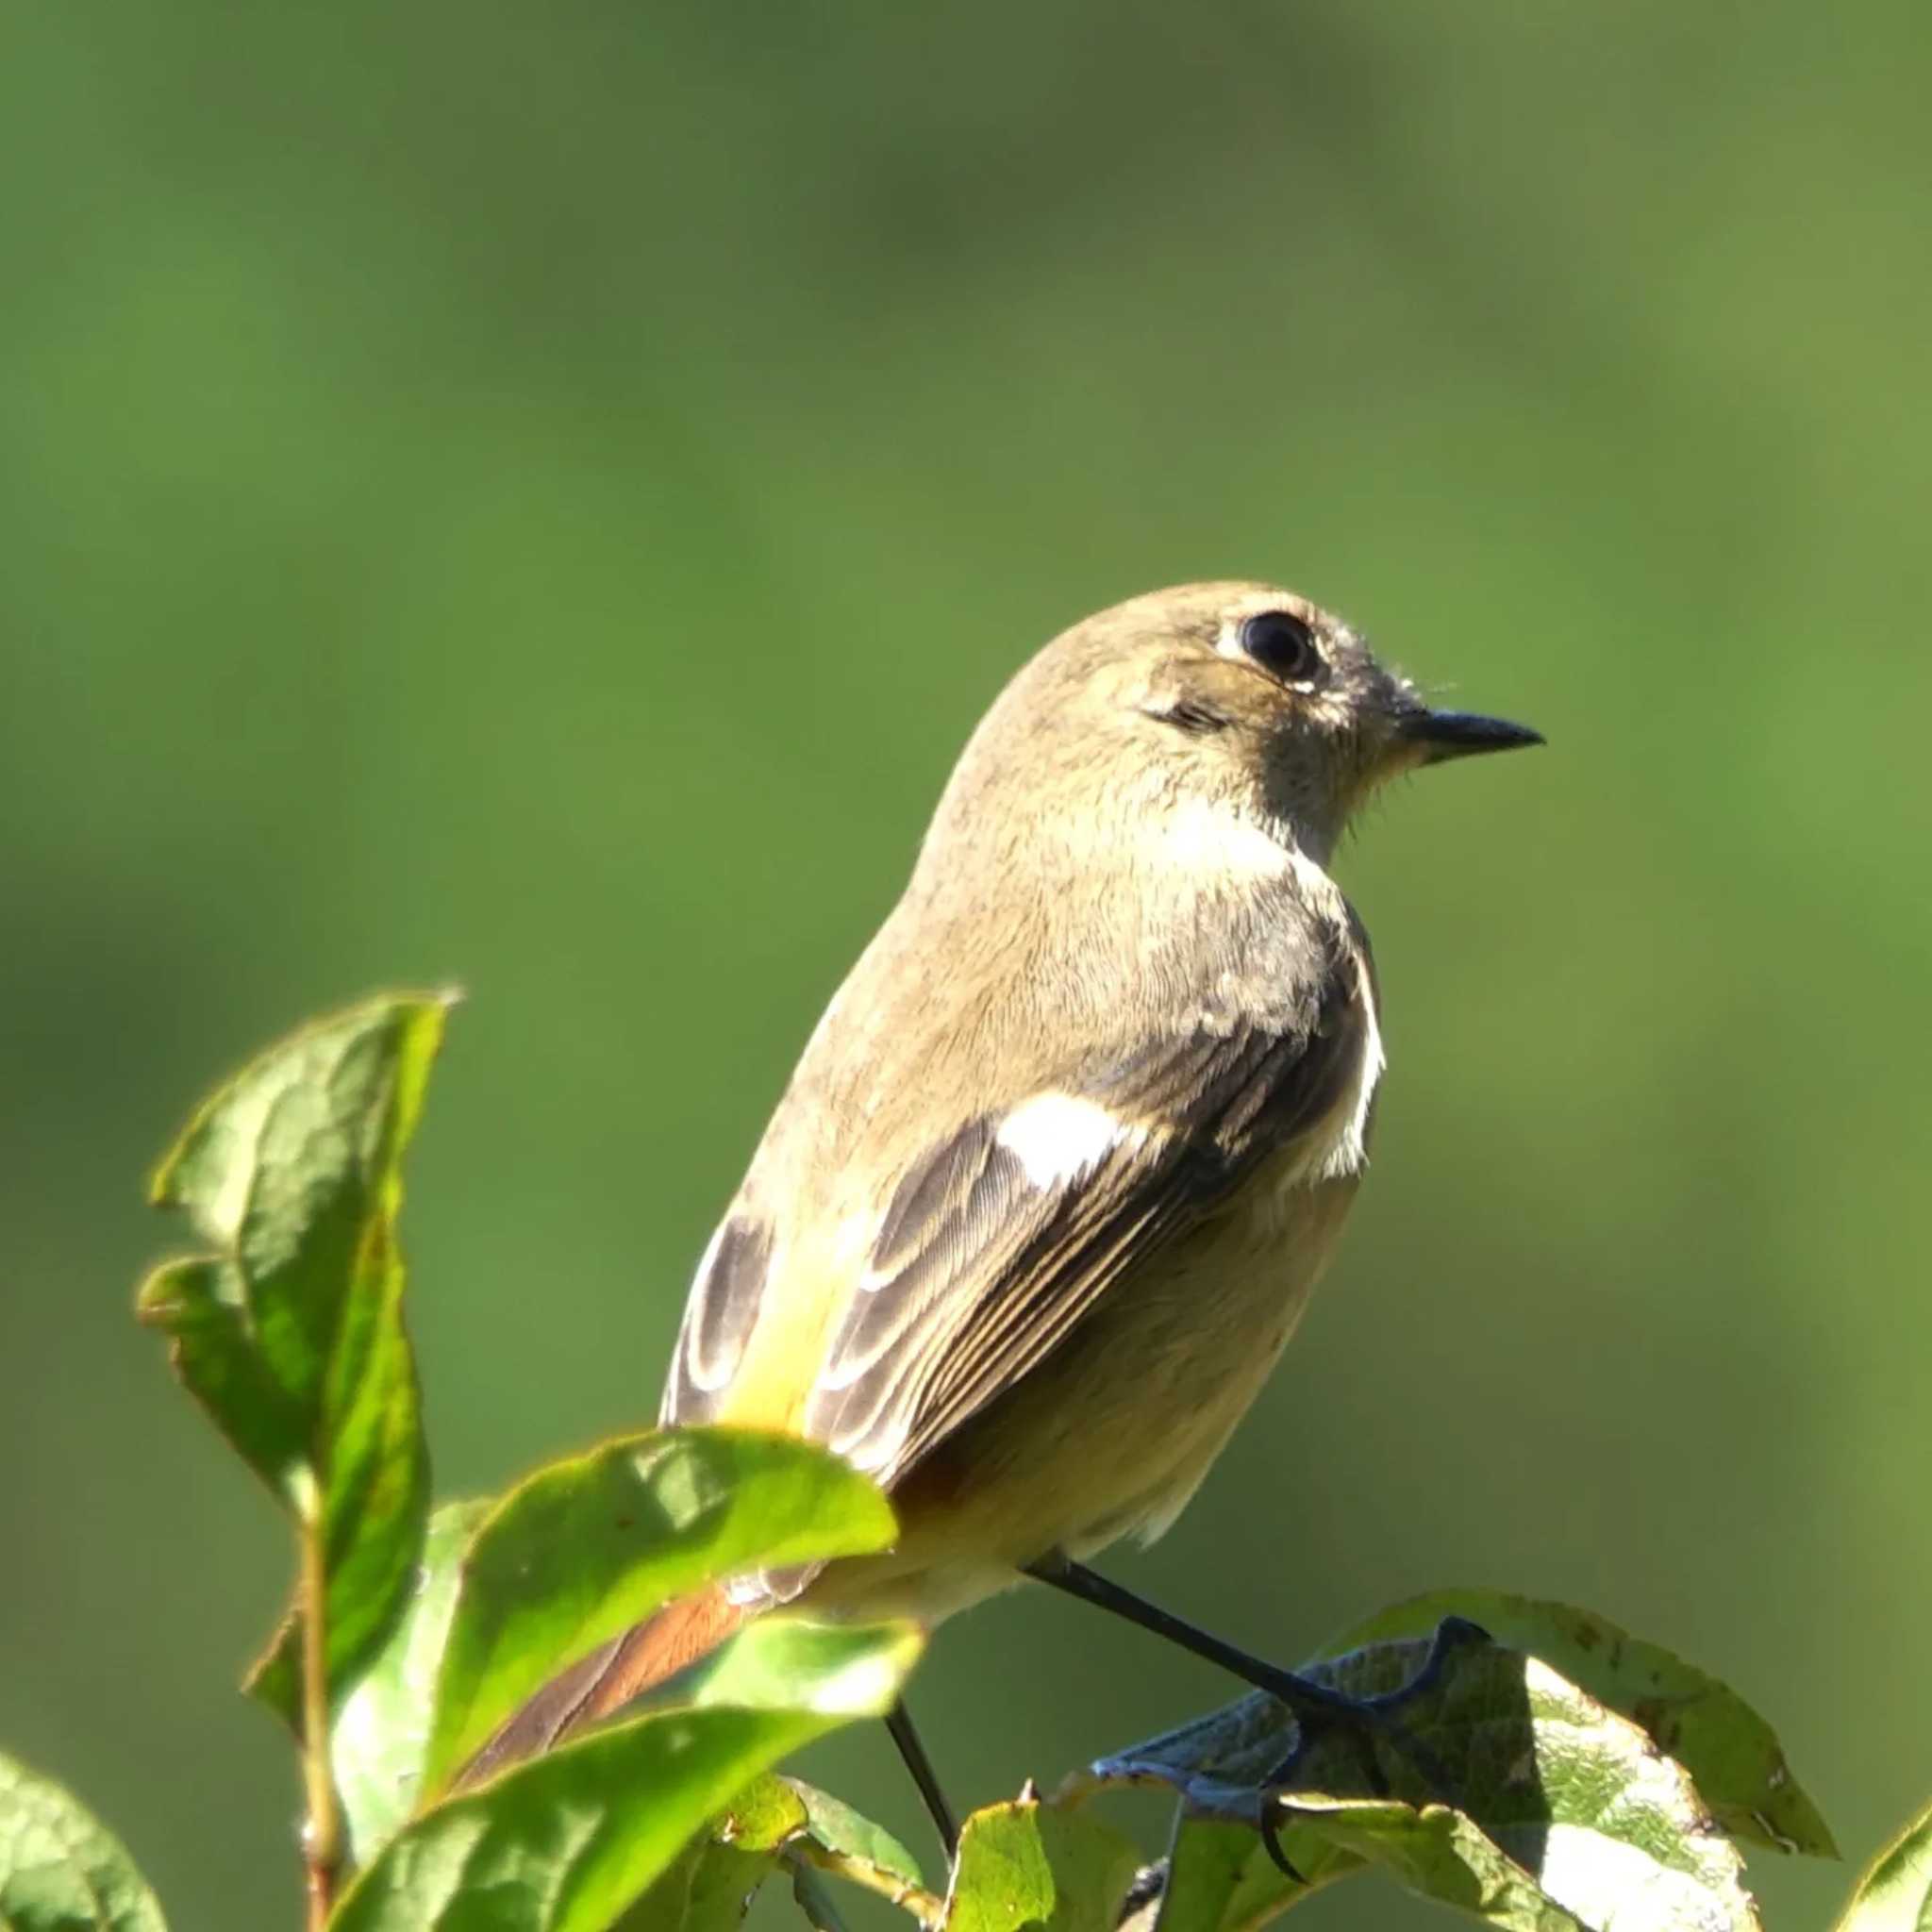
[468,580,1541,1844]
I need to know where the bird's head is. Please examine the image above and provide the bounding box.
[1029,581,1543,864]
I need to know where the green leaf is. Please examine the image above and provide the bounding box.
[136,992,450,1727]
[613,1838,775,1930]
[0,1749,168,1932]
[129,1258,309,1492]
[329,1622,921,1932]
[1134,1815,1344,1930]
[791,1865,857,1930]
[1833,1796,1932,1930]
[678,1616,926,1726]
[1061,1680,1363,1910]
[1078,1623,1761,1932]
[622,1772,935,1930]
[1320,1590,1836,1858]
[713,1774,814,1852]
[420,1427,896,1797]
[332,1711,824,1932]
[334,1499,492,1860]
[611,1762,934,1929]
[691,1614,923,1717]
[944,1799,1142,1932]
[782,1776,925,1891]
[608,1777,809,1930]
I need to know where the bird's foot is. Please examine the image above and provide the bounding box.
[1256,1615,1489,1881]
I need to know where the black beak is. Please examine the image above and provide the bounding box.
[1404,708,1545,765]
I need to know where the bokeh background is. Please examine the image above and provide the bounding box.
[6,1,1928,1925]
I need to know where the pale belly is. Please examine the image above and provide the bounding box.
[803,1161,1361,1627]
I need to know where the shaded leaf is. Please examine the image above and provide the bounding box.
[1131,1826,1255,1931]
[1322,1591,1836,1858]
[792,1865,857,1930]
[330,1621,920,1932]
[944,1799,1142,1931]
[129,1257,308,1492]
[609,1762,934,1930]
[683,1843,774,1927]
[610,1777,813,1930]
[422,1427,896,1797]
[783,1776,926,1891]
[1832,1796,1932,1930]
[0,1749,167,1932]
[613,1837,774,1930]
[334,1499,491,1860]
[1137,1814,1345,1930]
[1076,1623,1761,1931]
[137,993,449,1727]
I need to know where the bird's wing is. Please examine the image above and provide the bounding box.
[664,955,1372,1495]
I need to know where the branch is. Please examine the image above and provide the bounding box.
[299,1509,341,1929]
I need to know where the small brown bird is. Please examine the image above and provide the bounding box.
[475,581,1540,1837]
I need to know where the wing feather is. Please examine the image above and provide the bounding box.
[661,1214,773,1425]
[662,933,1372,1501]
[803,959,1370,1487]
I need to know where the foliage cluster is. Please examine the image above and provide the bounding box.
[5,996,1927,1930]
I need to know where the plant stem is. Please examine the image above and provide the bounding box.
[299,1514,341,1929]
[788,1842,943,1926]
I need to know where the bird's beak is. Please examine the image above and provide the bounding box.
[1401,708,1545,765]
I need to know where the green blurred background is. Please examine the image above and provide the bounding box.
[5,1,1927,1924]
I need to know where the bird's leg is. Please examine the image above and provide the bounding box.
[1022,1554,1461,1807]
[886,1698,960,1863]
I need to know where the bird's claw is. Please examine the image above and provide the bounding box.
[1258,1806,1307,1884]
[1260,1616,1491,1836]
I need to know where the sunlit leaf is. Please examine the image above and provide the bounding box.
[943,1798,1141,1932]
[1323,1589,1836,1857]
[783,1775,925,1892]
[1075,1621,1760,1932]
[334,1499,491,1859]
[136,992,450,1727]
[691,1614,922,1719]
[330,1622,920,1932]
[0,1749,167,1932]
[421,1427,896,1797]
[1832,1795,1932,1931]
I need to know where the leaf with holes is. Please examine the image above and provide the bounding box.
[1074,1620,1761,1932]
[1322,1590,1834,1858]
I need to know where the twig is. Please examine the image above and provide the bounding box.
[298,1515,341,1929]
[786,1841,945,1927]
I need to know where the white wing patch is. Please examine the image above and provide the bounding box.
[1311,961,1385,1181]
[661,1212,774,1424]
[678,1221,730,1389]
[994,1092,1136,1187]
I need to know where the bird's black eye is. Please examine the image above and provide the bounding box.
[1239,610,1324,687]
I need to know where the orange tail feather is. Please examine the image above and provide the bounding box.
[458,1585,749,1787]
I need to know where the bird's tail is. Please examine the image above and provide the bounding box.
[458,1583,749,1788]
